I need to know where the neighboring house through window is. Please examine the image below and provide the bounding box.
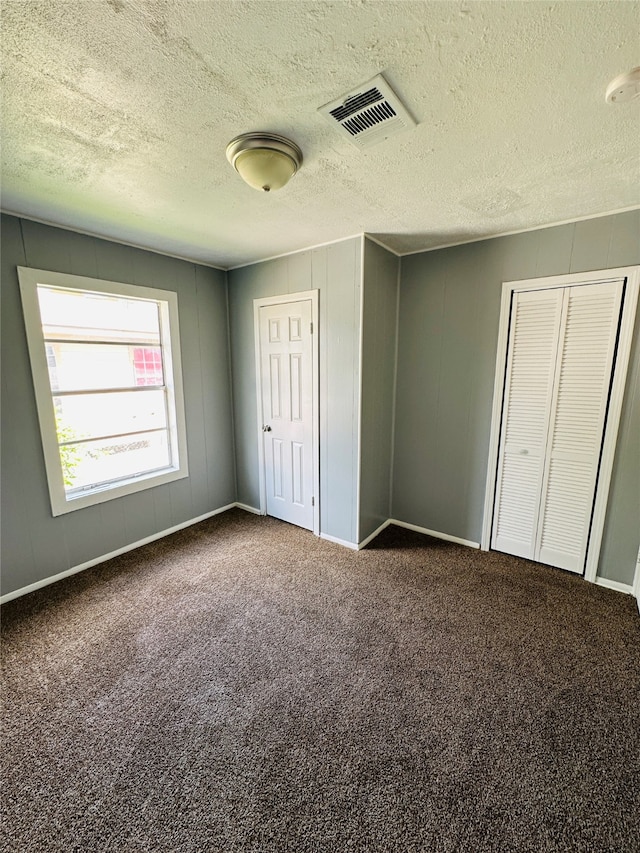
[18,267,189,516]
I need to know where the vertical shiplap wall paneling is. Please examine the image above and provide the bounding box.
[196,265,237,511]
[324,238,361,544]
[435,243,485,534]
[392,210,639,585]
[15,221,83,574]
[0,215,38,581]
[228,261,282,508]
[359,239,399,541]
[0,214,235,597]
[227,237,362,545]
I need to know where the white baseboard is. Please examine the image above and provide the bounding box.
[321,520,392,551]
[235,502,262,515]
[388,519,480,549]
[0,502,239,605]
[320,518,480,552]
[358,519,392,549]
[595,576,634,596]
[319,533,359,550]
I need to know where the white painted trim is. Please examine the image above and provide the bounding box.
[325,518,480,551]
[6,206,638,273]
[320,533,359,550]
[0,503,237,604]
[397,205,640,257]
[356,235,365,543]
[482,266,640,586]
[481,281,514,551]
[2,208,227,271]
[634,547,640,614]
[17,266,190,516]
[389,519,480,549]
[253,290,320,536]
[594,577,633,596]
[253,303,267,517]
[584,270,639,582]
[363,233,402,257]
[228,233,364,271]
[358,519,391,549]
[235,502,262,515]
[500,266,639,293]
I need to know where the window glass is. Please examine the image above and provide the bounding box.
[54,390,168,443]
[45,343,165,392]
[62,432,171,492]
[38,287,160,343]
[37,286,176,498]
[18,266,188,515]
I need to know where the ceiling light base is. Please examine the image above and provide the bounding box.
[226,133,303,192]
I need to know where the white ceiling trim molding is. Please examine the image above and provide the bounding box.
[226,233,366,271]
[4,205,638,272]
[363,234,402,256]
[0,209,227,272]
[396,205,640,258]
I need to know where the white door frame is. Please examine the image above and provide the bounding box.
[253,290,320,536]
[481,265,640,583]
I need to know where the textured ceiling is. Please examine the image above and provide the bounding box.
[2,1,639,269]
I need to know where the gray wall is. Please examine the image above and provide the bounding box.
[228,237,362,545]
[392,210,640,585]
[359,238,399,542]
[1,214,236,596]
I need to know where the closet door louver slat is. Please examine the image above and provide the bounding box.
[536,281,624,572]
[491,289,564,560]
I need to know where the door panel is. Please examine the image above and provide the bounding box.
[260,300,314,530]
[493,279,624,574]
[492,289,564,559]
[536,281,623,572]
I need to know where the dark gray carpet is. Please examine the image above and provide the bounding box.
[2,508,639,853]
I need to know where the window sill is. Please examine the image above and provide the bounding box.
[50,465,189,516]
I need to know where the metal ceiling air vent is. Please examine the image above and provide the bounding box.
[318,74,416,149]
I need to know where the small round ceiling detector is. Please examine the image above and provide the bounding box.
[605,67,640,104]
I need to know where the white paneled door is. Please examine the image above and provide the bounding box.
[258,299,314,530]
[492,280,624,574]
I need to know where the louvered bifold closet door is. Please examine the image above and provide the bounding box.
[535,281,624,572]
[491,289,564,559]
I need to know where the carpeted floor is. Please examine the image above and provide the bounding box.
[2,508,639,853]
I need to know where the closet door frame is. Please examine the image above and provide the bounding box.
[481,265,639,583]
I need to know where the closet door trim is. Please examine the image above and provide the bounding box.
[481,266,640,583]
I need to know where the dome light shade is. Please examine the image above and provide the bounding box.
[226,133,302,192]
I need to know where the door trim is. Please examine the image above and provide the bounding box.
[253,290,320,536]
[481,265,640,582]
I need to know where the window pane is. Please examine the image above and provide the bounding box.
[37,286,160,344]
[55,390,168,443]
[46,343,164,392]
[61,431,171,492]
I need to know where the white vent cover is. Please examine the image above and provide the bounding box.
[318,74,416,149]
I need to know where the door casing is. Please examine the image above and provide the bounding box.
[253,290,320,535]
[482,265,640,583]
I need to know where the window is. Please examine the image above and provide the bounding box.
[18,267,188,516]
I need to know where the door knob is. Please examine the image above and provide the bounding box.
[263,425,272,432]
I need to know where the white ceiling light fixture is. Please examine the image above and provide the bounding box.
[605,67,640,103]
[226,132,303,192]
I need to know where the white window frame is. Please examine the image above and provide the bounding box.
[18,267,189,516]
